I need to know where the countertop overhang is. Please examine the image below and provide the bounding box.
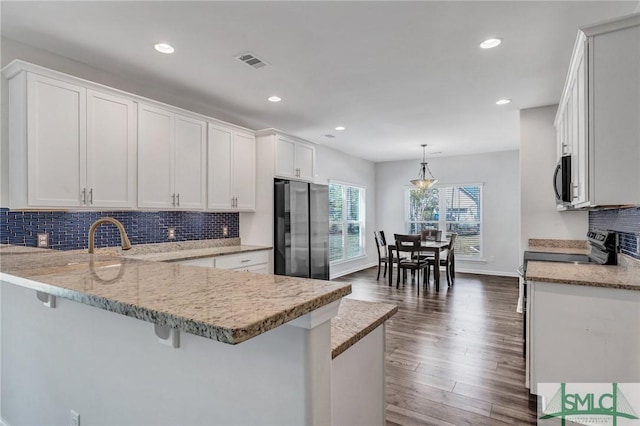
[0,246,352,344]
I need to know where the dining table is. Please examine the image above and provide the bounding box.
[387,239,451,291]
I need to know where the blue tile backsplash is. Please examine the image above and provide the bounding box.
[0,208,239,250]
[589,207,640,260]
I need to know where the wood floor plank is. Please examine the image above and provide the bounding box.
[334,267,537,426]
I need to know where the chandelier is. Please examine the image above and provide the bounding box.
[410,144,438,189]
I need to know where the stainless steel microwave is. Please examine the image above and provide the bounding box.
[553,155,572,205]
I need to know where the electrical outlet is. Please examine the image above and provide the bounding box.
[167,228,176,240]
[70,410,80,426]
[222,225,229,237]
[37,233,49,248]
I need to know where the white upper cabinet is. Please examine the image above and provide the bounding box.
[3,60,255,211]
[555,14,640,208]
[6,70,136,209]
[86,89,136,208]
[275,135,315,182]
[27,74,86,207]
[138,104,206,210]
[174,114,206,209]
[138,104,174,209]
[208,123,255,211]
[294,142,315,181]
[233,131,256,210]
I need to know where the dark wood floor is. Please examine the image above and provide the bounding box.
[333,266,538,426]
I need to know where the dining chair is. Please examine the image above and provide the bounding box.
[393,234,430,292]
[426,233,457,286]
[374,231,397,280]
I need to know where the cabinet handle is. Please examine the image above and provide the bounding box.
[81,188,86,205]
[89,188,93,205]
[176,193,180,206]
[172,193,176,206]
[240,259,251,263]
[572,184,579,199]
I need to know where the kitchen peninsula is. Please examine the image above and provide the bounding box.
[0,245,395,425]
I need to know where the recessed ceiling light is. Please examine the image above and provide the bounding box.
[496,98,511,105]
[335,126,345,131]
[154,43,175,54]
[268,96,282,103]
[480,38,502,49]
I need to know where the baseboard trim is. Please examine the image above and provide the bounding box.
[330,262,378,280]
[330,263,518,280]
[454,267,519,278]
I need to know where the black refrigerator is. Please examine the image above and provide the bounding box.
[274,179,330,280]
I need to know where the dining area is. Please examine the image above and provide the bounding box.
[374,230,457,292]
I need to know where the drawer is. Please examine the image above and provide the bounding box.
[177,258,215,268]
[232,263,269,274]
[214,250,269,270]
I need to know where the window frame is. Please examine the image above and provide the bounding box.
[404,182,483,260]
[328,180,367,264]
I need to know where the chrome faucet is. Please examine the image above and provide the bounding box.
[88,217,132,254]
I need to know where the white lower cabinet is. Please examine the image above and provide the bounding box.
[528,280,640,394]
[177,250,270,274]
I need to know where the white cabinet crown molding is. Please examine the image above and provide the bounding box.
[255,128,319,146]
[580,12,640,36]
[2,59,255,135]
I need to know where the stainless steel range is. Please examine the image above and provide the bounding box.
[517,230,618,358]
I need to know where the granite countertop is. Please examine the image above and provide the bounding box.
[527,238,590,255]
[527,254,640,291]
[125,245,271,263]
[331,298,397,359]
[0,246,351,345]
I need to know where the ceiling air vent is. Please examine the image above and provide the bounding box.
[324,134,336,139]
[237,53,268,69]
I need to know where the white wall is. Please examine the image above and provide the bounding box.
[241,137,377,279]
[376,150,520,276]
[314,144,378,277]
[519,105,588,254]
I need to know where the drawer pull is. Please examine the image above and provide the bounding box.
[240,259,251,263]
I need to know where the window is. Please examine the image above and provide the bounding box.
[329,182,365,263]
[405,184,482,259]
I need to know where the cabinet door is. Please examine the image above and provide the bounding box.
[574,50,588,206]
[275,137,296,179]
[86,90,136,208]
[27,73,86,207]
[138,104,174,208]
[295,143,315,181]
[174,114,206,210]
[233,131,256,211]
[207,123,234,210]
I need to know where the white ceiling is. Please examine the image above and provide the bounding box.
[1,1,638,162]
